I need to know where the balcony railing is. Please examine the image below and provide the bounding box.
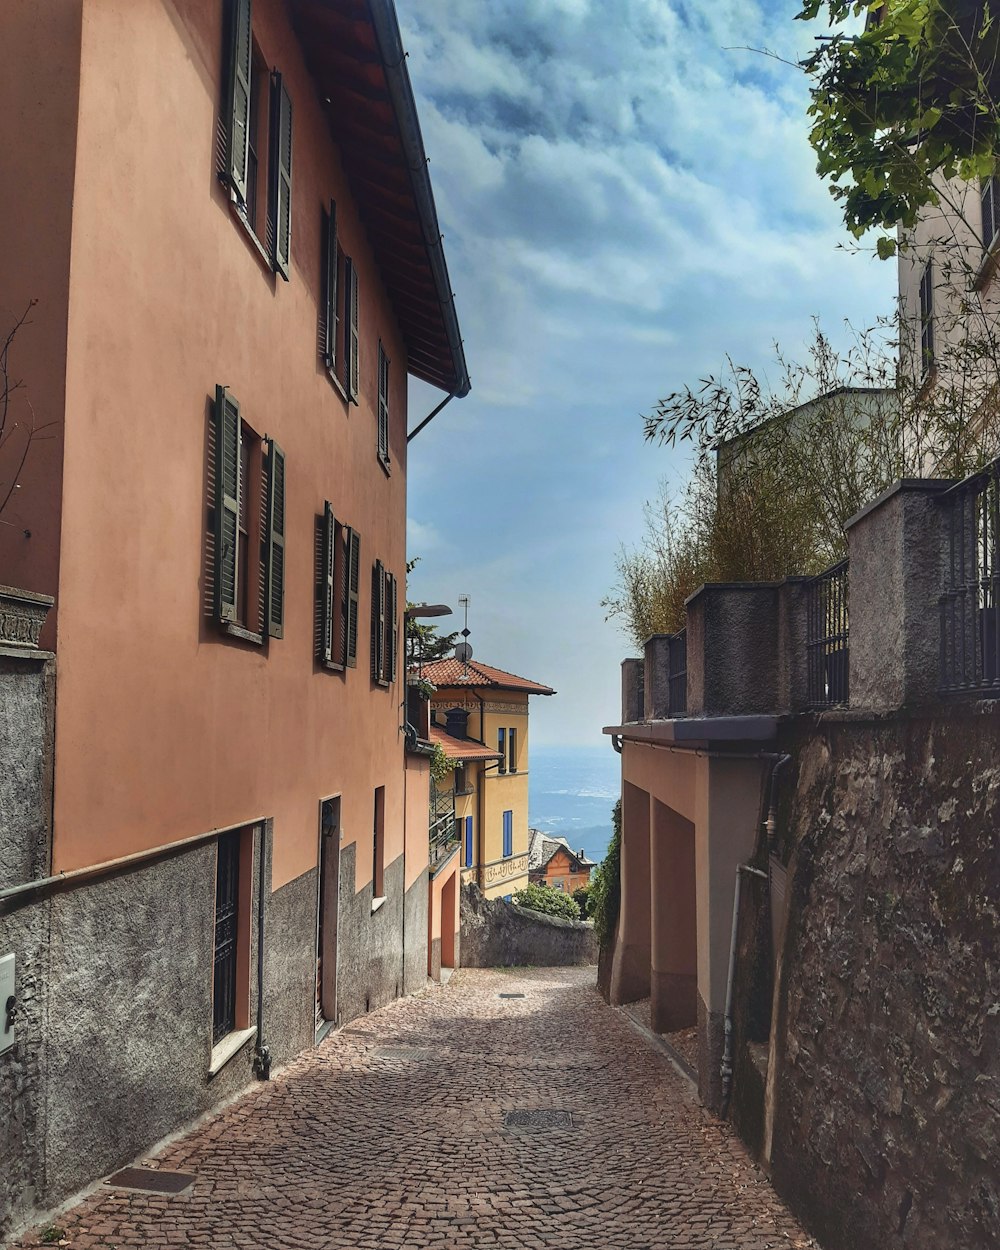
[429,780,458,867]
[668,628,687,716]
[939,457,1000,694]
[806,560,849,708]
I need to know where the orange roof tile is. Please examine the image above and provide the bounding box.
[429,726,503,762]
[416,658,555,695]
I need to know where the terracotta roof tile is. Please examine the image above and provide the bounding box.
[429,726,503,763]
[416,657,555,695]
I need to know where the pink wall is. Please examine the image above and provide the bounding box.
[47,0,412,888]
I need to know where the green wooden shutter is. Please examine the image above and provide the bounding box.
[346,528,360,668]
[388,572,398,682]
[377,343,390,465]
[225,0,253,204]
[214,385,241,624]
[345,258,359,402]
[324,200,338,368]
[270,72,293,281]
[320,502,336,662]
[266,440,285,638]
[372,560,385,681]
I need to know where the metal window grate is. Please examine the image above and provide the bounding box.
[668,629,687,716]
[806,560,849,708]
[939,458,1000,694]
[213,830,241,1045]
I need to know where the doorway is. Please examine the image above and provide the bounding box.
[317,797,341,1037]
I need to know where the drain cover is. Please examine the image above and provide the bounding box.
[498,992,525,999]
[504,1109,574,1130]
[375,1046,433,1061]
[106,1167,196,1194]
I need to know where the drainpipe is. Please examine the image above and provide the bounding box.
[253,827,271,1080]
[719,753,791,1116]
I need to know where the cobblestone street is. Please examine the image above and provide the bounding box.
[17,969,816,1250]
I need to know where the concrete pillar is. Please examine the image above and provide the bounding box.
[643,634,672,719]
[776,577,810,713]
[695,754,765,1112]
[846,480,953,709]
[609,781,651,1005]
[685,584,780,716]
[621,657,644,723]
[649,799,697,1033]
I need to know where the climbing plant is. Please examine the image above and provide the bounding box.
[588,800,621,948]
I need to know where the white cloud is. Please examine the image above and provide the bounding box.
[398,0,896,746]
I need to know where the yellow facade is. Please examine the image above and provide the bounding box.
[433,689,533,899]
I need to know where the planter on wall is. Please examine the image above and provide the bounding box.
[0,584,54,650]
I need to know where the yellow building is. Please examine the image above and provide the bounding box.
[422,658,554,900]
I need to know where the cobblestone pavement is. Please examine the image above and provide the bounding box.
[17,968,817,1250]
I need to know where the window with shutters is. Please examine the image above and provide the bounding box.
[212,825,254,1053]
[497,728,507,774]
[372,786,386,907]
[321,201,348,400]
[508,727,517,774]
[317,502,360,670]
[208,386,284,645]
[502,810,513,859]
[344,257,360,403]
[370,560,398,685]
[221,0,293,281]
[464,815,474,868]
[377,342,390,470]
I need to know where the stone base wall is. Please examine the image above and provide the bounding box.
[732,707,1000,1250]
[460,883,598,968]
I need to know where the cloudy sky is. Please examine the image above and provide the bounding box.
[398,0,894,747]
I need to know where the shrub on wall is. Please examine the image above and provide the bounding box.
[512,882,581,921]
[588,799,621,947]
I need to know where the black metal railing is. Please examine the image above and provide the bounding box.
[429,780,459,867]
[668,629,687,716]
[939,457,1000,693]
[806,560,849,708]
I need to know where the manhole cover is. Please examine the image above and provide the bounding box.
[105,1167,196,1194]
[374,1046,434,1061]
[498,992,525,999]
[504,1109,574,1130]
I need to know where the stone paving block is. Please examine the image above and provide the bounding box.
[12,968,817,1250]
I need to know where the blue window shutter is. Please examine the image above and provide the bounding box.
[465,816,473,867]
[503,810,513,857]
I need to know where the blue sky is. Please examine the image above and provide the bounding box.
[398,0,894,747]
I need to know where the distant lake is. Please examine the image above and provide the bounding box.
[528,743,621,867]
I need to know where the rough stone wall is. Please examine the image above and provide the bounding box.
[754,707,1000,1250]
[0,656,54,889]
[461,883,598,968]
[335,843,406,1025]
[402,867,429,997]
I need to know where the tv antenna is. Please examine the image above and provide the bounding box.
[455,595,472,671]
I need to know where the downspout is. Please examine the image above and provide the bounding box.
[253,826,271,1079]
[719,753,791,1116]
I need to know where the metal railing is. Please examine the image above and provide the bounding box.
[806,560,849,708]
[939,457,1000,693]
[429,780,459,867]
[668,629,687,716]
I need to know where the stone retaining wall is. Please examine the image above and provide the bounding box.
[460,883,598,968]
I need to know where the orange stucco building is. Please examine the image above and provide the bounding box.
[527,830,596,893]
[0,0,467,1232]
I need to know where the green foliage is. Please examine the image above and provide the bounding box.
[588,800,622,948]
[798,0,1000,240]
[40,1230,66,1246]
[429,742,455,785]
[572,883,593,919]
[512,882,582,921]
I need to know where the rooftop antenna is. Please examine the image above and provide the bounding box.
[455,595,472,675]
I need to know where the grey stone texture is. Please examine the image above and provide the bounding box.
[643,634,673,719]
[621,656,644,723]
[460,882,598,967]
[402,866,430,997]
[737,707,1000,1250]
[775,577,810,713]
[334,842,406,1025]
[0,655,54,890]
[846,480,952,710]
[264,862,319,1068]
[686,584,780,716]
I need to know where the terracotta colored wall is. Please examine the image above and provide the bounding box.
[539,850,590,893]
[404,753,430,892]
[52,0,410,887]
[0,3,81,634]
